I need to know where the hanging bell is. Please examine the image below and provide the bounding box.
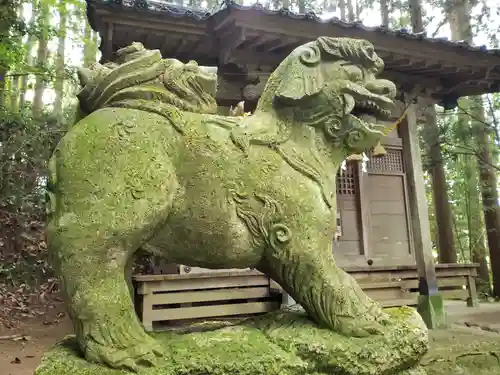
[372,140,387,157]
[346,153,364,161]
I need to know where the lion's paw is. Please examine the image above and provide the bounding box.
[336,317,386,338]
[336,302,391,338]
[83,321,165,372]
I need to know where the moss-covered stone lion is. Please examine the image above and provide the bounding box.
[47,37,399,371]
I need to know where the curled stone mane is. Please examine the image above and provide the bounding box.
[76,42,218,119]
[316,37,384,72]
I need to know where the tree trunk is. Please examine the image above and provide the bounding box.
[53,0,67,122]
[411,0,457,264]
[449,0,499,296]
[298,0,306,14]
[32,2,50,118]
[346,0,355,21]
[473,98,500,296]
[338,0,346,20]
[0,67,7,109]
[0,0,17,108]
[409,0,424,32]
[422,105,457,263]
[464,150,492,295]
[19,6,37,110]
[380,0,389,27]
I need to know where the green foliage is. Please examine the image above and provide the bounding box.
[0,0,98,291]
[0,108,68,287]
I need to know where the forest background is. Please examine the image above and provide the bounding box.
[0,0,499,314]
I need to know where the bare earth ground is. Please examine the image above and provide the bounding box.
[0,300,71,375]
[1,299,500,375]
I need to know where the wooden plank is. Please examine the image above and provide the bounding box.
[356,281,403,289]
[150,301,280,321]
[349,269,419,280]
[335,241,363,262]
[179,266,253,274]
[134,269,264,282]
[441,289,468,300]
[435,269,477,277]
[338,196,357,211]
[437,277,467,288]
[150,287,271,305]
[138,274,270,294]
[365,288,408,301]
[371,201,407,215]
[381,299,418,307]
[371,214,410,243]
[337,210,361,241]
[401,279,419,289]
[402,276,468,290]
[368,175,406,201]
[435,263,480,269]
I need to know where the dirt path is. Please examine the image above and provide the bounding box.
[0,301,71,375]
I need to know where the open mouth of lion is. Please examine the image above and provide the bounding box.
[344,82,395,129]
[351,96,394,133]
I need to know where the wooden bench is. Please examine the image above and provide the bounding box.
[133,263,479,330]
[133,270,283,331]
[344,263,479,308]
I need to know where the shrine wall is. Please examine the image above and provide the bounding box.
[334,129,416,268]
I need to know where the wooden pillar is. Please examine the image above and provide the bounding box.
[100,22,114,63]
[356,163,372,264]
[400,100,447,328]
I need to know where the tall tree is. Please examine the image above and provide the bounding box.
[346,0,355,21]
[408,0,423,32]
[451,99,491,291]
[18,5,38,110]
[338,0,347,20]
[32,1,50,118]
[53,0,67,121]
[380,0,390,26]
[448,0,500,296]
[0,0,20,108]
[410,0,458,264]
[421,103,457,263]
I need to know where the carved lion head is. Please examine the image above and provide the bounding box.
[261,37,397,155]
[76,42,218,117]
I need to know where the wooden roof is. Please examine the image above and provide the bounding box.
[86,0,500,107]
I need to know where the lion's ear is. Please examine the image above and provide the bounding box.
[274,45,325,102]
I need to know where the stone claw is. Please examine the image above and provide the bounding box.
[83,321,164,372]
[121,358,140,373]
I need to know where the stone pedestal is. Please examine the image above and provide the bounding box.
[35,306,428,375]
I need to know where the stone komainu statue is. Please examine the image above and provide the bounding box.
[46,38,397,371]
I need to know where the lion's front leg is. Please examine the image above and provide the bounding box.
[262,236,390,337]
[48,216,166,372]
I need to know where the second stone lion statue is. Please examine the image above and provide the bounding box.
[47,37,398,371]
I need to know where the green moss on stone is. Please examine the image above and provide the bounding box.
[35,307,427,375]
[46,38,423,372]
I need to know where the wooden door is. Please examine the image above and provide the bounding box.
[366,148,415,267]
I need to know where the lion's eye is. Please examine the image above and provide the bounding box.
[346,66,364,81]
